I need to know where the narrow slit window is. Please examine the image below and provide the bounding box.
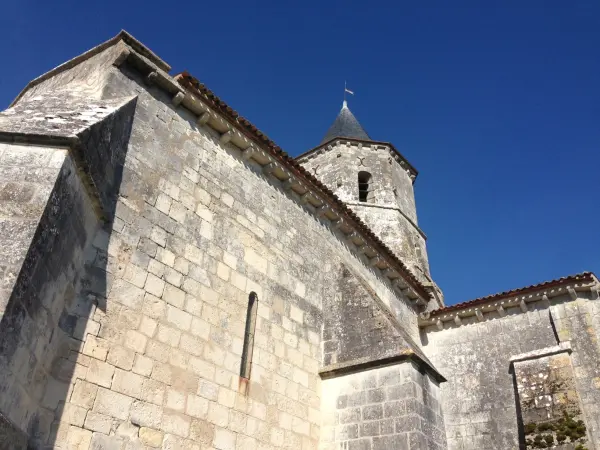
[358,171,372,202]
[240,291,258,379]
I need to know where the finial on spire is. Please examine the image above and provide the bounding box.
[344,81,354,106]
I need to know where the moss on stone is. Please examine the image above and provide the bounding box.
[524,412,587,449]
[524,423,537,434]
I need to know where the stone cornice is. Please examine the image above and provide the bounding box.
[419,277,599,331]
[346,201,427,240]
[319,351,446,383]
[297,138,418,183]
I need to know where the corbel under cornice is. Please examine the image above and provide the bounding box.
[117,42,432,304]
[297,137,419,183]
[419,280,599,330]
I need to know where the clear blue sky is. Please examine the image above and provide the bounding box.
[1,1,599,305]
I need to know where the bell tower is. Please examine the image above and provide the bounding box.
[297,100,443,306]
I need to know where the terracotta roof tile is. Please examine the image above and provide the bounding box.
[429,272,596,317]
[175,72,431,301]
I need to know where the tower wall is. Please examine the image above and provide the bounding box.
[298,141,430,281]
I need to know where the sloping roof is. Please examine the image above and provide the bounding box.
[171,74,431,301]
[321,101,371,144]
[7,30,431,303]
[427,272,597,317]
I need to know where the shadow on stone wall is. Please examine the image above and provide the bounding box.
[0,99,136,450]
[509,365,527,450]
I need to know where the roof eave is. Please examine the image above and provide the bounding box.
[173,72,431,301]
[420,272,599,327]
[3,30,434,306]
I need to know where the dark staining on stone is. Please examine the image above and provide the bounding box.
[517,354,590,449]
[358,171,373,203]
[0,301,27,361]
[57,310,78,336]
[0,411,28,450]
[322,264,437,379]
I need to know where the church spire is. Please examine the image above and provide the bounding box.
[320,100,371,144]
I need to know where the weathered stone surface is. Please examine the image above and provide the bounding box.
[514,351,589,448]
[0,141,101,449]
[322,264,435,373]
[138,426,163,447]
[422,290,600,449]
[321,363,446,450]
[0,30,598,450]
[298,141,429,279]
[0,411,28,450]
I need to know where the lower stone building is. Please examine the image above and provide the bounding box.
[0,31,598,450]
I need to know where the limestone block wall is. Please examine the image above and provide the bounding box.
[49,80,321,450]
[299,142,430,279]
[320,363,446,450]
[551,298,600,444]
[421,292,600,450]
[0,144,100,449]
[4,43,425,450]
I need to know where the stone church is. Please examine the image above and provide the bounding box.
[0,31,598,450]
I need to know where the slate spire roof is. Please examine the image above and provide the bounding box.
[321,100,371,144]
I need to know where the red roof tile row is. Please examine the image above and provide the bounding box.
[175,72,430,301]
[428,272,596,316]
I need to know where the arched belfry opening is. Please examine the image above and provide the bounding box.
[358,171,373,203]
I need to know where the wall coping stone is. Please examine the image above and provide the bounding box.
[10,30,169,107]
[509,341,572,364]
[319,351,446,383]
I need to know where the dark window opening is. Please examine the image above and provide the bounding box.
[358,171,372,202]
[240,292,258,379]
